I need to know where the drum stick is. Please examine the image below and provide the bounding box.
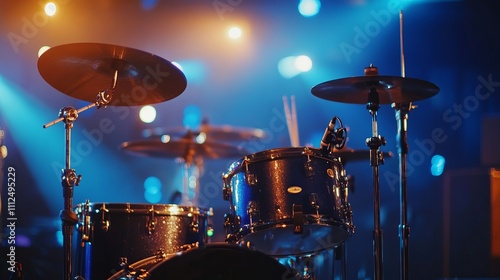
[400,10,405,78]
[282,96,295,146]
[291,95,299,146]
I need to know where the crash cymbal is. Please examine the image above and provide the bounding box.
[331,147,393,163]
[37,42,187,106]
[143,123,267,141]
[311,76,439,104]
[120,139,249,159]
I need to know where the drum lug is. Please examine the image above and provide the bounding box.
[80,200,92,243]
[309,193,320,218]
[292,204,304,234]
[245,172,257,186]
[146,207,158,235]
[190,217,199,234]
[304,160,314,177]
[222,186,232,201]
[247,200,259,225]
[244,156,258,186]
[224,213,240,234]
[98,204,110,232]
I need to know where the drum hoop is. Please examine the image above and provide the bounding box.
[75,203,209,216]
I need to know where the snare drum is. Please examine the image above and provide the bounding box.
[73,203,211,280]
[108,243,299,280]
[222,147,354,256]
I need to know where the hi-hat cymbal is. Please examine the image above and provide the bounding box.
[37,42,187,106]
[331,147,393,163]
[120,139,249,159]
[311,76,439,104]
[143,123,267,142]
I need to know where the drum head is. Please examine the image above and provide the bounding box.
[146,244,298,280]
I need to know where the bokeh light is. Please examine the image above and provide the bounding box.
[298,0,321,17]
[44,2,57,16]
[139,105,157,123]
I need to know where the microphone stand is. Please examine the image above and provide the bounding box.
[43,76,116,280]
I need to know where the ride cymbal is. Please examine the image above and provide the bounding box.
[311,76,439,104]
[37,42,187,106]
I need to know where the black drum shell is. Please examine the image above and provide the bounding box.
[73,203,209,280]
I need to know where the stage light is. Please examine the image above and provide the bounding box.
[139,105,156,123]
[161,134,171,143]
[278,56,300,79]
[38,46,50,58]
[196,132,207,144]
[45,2,57,17]
[298,0,321,18]
[431,155,445,176]
[294,55,313,72]
[228,26,242,40]
[144,176,162,193]
[144,189,162,203]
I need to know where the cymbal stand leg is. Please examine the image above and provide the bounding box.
[365,86,386,280]
[392,102,413,280]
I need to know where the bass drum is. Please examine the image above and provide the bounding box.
[73,203,211,280]
[223,147,354,256]
[108,244,300,280]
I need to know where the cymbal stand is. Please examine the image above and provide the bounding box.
[365,84,386,280]
[43,73,116,280]
[392,102,413,280]
[394,11,412,280]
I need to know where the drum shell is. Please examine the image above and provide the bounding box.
[224,147,353,256]
[74,203,209,280]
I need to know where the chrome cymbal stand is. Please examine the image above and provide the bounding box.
[43,81,115,280]
[364,73,386,280]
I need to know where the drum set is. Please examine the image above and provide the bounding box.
[37,40,438,280]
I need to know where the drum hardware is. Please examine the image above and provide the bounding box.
[146,207,158,234]
[98,204,110,232]
[292,204,304,234]
[311,59,439,279]
[41,90,113,280]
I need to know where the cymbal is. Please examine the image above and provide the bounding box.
[311,76,439,104]
[331,148,393,163]
[120,139,249,159]
[37,42,187,106]
[143,123,267,141]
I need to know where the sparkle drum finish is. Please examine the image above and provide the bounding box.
[73,203,211,280]
[223,147,354,257]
